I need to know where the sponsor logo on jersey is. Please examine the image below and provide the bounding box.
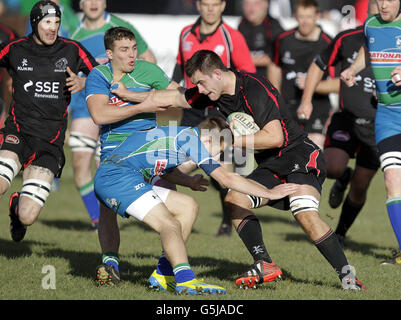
[109,96,128,106]
[332,130,351,142]
[370,51,401,64]
[154,159,168,176]
[54,58,68,72]
[5,134,19,144]
[17,58,33,71]
[214,44,225,56]
[183,41,193,52]
[24,80,60,99]
[282,51,295,65]
[396,35,401,48]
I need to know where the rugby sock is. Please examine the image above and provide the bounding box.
[173,263,196,283]
[79,180,100,223]
[237,215,272,263]
[386,197,401,248]
[102,252,120,273]
[313,228,350,280]
[156,252,174,276]
[335,195,364,237]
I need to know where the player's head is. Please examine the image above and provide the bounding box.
[185,50,229,101]
[30,0,61,46]
[197,0,226,25]
[242,0,269,25]
[105,27,137,73]
[80,0,106,21]
[294,0,320,37]
[198,117,233,156]
[375,0,401,22]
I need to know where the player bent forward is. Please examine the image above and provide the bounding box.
[93,117,298,295]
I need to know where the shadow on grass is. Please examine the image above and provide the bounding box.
[0,238,52,259]
[39,219,94,231]
[283,232,395,260]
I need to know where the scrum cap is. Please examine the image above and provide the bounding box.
[30,1,61,41]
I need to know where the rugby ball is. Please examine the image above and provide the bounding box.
[227,112,260,136]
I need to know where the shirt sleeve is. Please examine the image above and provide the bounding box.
[176,128,221,175]
[85,68,110,100]
[184,86,212,110]
[75,41,98,75]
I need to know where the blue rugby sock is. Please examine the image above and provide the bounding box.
[79,180,100,223]
[102,252,120,273]
[386,198,401,248]
[173,263,195,283]
[156,252,174,276]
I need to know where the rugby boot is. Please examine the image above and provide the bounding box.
[235,260,282,289]
[175,278,226,295]
[95,264,121,286]
[329,167,353,209]
[9,192,27,242]
[342,277,367,291]
[148,270,176,292]
[380,250,401,265]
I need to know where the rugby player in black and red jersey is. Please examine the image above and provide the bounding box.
[125,49,367,290]
[0,0,97,242]
[298,0,380,247]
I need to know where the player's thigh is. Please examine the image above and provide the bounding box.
[324,147,350,178]
[161,187,198,220]
[70,117,99,139]
[0,149,21,192]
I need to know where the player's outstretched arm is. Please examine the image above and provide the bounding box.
[87,89,171,125]
[210,166,299,200]
[111,81,191,109]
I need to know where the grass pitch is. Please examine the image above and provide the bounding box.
[0,145,401,303]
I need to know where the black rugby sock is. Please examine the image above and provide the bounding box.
[237,215,272,263]
[313,229,350,280]
[335,195,364,237]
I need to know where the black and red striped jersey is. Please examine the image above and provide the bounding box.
[316,26,376,121]
[0,34,97,146]
[273,27,333,108]
[185,70,306,159]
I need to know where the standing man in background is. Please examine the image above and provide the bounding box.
[67,0,156,229]
[172,0,256,237]
[269,0,338,149]
[238,0,284,78]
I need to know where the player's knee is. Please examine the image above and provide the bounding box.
[68,131,97,154]
[17,199,41,226]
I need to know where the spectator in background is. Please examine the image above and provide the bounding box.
[172,0,256,237]
[238,0,284,78]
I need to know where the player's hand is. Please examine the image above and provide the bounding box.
[110,81,130,99]
[391,66,401,86]
[340,67,356,87]
[66,67,85,94]
[267,183,300,200]
[297,101,313,120]
[189,174,209,192]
